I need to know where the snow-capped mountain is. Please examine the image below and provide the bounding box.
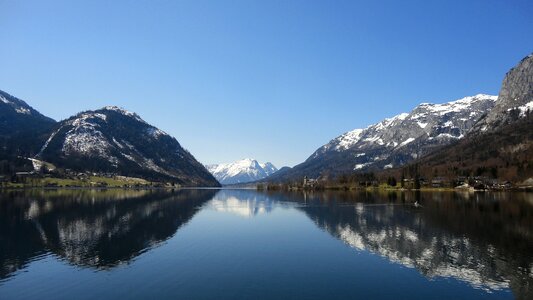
[315,94,497,157]
[414,53,533,182]
[265,94,497,181]
[37,106,219,186]
[206,158,278,185]
[259,162,278,176]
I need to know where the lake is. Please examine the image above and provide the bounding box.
[0,189,532,299]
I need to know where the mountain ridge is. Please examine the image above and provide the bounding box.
[399,53,533,182]
[264,93,498,182]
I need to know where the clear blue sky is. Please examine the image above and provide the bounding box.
[1,0,532,167]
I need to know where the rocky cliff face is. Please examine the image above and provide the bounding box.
[476,53,533,132]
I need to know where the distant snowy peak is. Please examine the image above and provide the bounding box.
[309,94,497,170]
[259,162,278,176]
[207,159,278,185]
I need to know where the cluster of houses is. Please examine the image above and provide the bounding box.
[298,175,519,190]
[402,176,513,190]
[302,176,318,188]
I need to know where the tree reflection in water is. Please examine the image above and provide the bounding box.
[282,190,533,300]
[0,189,532,300]
[0,189,216,279]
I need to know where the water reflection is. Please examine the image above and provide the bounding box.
[280,191,533,299]
[0,189,216,279]
[0,189,532,299]
[209,189,280,217]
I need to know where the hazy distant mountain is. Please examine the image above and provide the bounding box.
[0,90,56,169]
[259,162,278,177]
[206,158,278,185]
[266,94,497,182]
[36,106,219,186]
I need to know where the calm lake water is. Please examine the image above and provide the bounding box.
[0,189,532,299]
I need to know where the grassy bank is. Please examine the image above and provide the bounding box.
[0,175,174,189]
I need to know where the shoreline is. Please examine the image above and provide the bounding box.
[260,186,533,193]
[1,184,530,192]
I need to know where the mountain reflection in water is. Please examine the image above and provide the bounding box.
[209,190,533,299]
[209,189,282,217]
[0,189,532,300]
[0,189,216,278]
[289,191,533,298]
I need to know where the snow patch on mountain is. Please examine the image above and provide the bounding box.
[146,127,168,138]
[354,163,371,170]
[63,129,111,157]
[0,93,35,115]
[60,112,114,160]
[399,137,415,147]
[15,107,31,114]
[102,106,145,123]
[0,95,9,104]
[509,100,533,117]
[417,94,497,116]
[336,129,364,150]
